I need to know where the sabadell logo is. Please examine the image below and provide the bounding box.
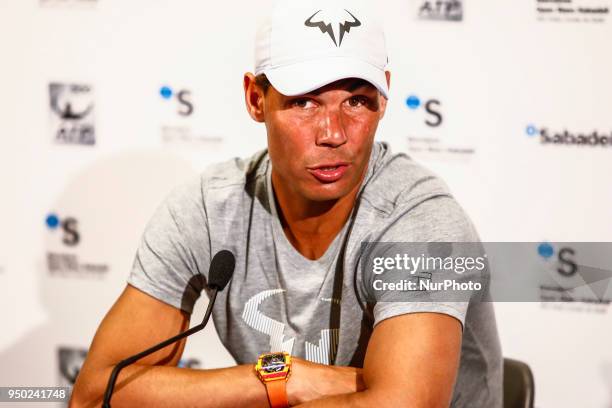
[526,124,612,147]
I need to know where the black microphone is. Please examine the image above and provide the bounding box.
[102,250,235,408]
[207,250,235,291]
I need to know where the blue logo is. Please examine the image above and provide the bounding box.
[526,124,538,137]
[46,213,60,229]
[405,95,421,110]
[160,86,173,99]
[537,242,554,259]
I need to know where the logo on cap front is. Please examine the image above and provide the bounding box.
[304,9,362,47]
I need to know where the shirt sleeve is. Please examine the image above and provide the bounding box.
[127,176,211,314]
[367,195,484,329]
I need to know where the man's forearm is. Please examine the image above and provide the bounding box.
[295,389,417,408]
[70,363,268,408]
[71,355,366,408]
[294,390,378,408]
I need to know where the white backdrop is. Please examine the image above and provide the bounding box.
[1,0,611,407]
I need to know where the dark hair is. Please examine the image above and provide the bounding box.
[255,73,272,94]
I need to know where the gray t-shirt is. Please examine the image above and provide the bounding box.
[128,142,503,407]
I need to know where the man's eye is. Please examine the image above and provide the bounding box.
[348,96,368,107]
[292,99,315,109]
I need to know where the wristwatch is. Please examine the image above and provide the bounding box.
[254,351,292,408]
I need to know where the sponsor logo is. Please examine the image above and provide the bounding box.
[537,242,612,307]
[159,85,222,148]
[45,213,109,277]
[49,82,95,146]
[49,82,96,146]
[537,242,578,277]
[45,213,79,247]
[404,94,475,158]
[405,95,443,127]
[58,347,88,386]
[304,9,362,46]
[160,86,194,117]
[417,0,463,21]
[535,0,609,23]
[526,124,612,147]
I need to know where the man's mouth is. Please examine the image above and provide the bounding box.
[307,163,349,183]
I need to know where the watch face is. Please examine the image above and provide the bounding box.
[261,353,286,373]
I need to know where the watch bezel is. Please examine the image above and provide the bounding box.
[255,352,292,382]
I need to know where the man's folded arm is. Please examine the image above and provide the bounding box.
[69,284,274,408]
[69,284,365,408]
[294,311,463,408]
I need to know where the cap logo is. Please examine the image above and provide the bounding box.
[304,9,362,47]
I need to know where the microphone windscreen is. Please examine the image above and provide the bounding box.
[208,250,235,291]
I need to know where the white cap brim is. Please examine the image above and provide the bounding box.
[262,57,389,99]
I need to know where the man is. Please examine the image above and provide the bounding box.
[71,1,502,407]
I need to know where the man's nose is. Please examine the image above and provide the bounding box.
[315,108,348,148]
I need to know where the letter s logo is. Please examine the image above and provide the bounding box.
[424,99,443,127]
[177,90,194,116]
[62,217,80,246]
[557,247,577,277]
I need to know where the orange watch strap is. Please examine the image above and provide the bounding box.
[265,379,289,408]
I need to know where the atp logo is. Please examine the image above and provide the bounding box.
[418,0,463,22]
[537,242,577,277]
[49,82,95,145]
[405,95,443,127]
[304,9,361,47]
[50,85,92,120]
[46,213,80,247]
[160,86,194,116]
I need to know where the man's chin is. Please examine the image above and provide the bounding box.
[301,182,356,203]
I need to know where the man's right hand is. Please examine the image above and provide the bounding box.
[287,357,365,406]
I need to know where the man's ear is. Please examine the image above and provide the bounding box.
[243,73,266,123]
[378,70,392,120]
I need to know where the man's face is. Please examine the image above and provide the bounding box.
[253,77,388,202]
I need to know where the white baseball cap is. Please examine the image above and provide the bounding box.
[254,0,389,98]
